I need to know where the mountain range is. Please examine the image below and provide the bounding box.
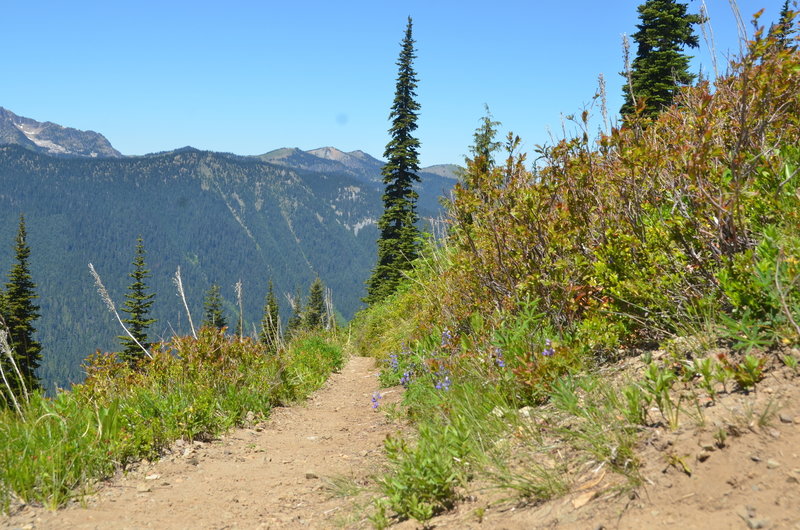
[0,108,459,391]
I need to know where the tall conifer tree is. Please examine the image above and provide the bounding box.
[773,1,797,49]
[303,278,325,331]
[365,16,422,304]
[621,0,702,119]
[260,280,280,352]
[285,287,303,340]
[202,284,227,330]
[2,215,41,392]
[119,236,156,366]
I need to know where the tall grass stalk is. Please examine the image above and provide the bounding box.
[0,329,26,417]
[173,266,197,339]
[88,263,152,360]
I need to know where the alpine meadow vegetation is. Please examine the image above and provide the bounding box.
[353,10,800,526]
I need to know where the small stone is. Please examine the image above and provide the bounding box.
[305,472,319,480]
[779,413,794,424]
[767,460,780,470]
[145,474,160,481]
[751,455,762,463]
[518,406,534,419]
[698,451,711,462]
[136,484,151,493]
[747,519,770,529]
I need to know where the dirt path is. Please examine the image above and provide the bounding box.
[4,356,400,529]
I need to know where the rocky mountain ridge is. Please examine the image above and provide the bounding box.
[0,107,122,158]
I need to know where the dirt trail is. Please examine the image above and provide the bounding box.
[4,356,400,529]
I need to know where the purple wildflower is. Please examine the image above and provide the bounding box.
[542,338,555,357]
[435,376,452,391]
[400,370,413,388]
[441,328,453,348]
[389,353,399,371]
[371,392,382,409]
[493,347,506,368]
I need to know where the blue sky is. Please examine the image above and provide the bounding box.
[0,1,784,166]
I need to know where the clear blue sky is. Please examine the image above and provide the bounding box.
[0,1,783,166]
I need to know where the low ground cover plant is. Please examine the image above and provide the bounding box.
[0,327,343,512]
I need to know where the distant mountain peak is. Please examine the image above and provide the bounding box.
[0,107,121,158]
[307,146,349,162]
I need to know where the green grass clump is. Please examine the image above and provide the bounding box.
[0,326,343,511]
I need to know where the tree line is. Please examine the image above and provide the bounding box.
[0,217,335,404]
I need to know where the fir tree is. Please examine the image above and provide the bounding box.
[365,17,422,304]
[469,105,502,180]
[621,0,702,119]
[303,278,325,331]
[773,0,797,49]
[286,288,304,340]
[2,215,42,393]
[202,284,227,330]
[119,236,156,366]
[260,280,280,352]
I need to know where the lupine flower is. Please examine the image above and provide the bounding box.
[542,338,555,357]
[400,370,413,387]
[389,353,399,371]
[435,376,452,391]
[441,328,453,348]
[493,347,506,368]
[371,392,382,409]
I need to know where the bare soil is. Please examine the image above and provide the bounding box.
[406,360,800,530]
[3,355,799,529]
[2,356,403,529]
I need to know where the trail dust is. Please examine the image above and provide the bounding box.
[3,356,402,529]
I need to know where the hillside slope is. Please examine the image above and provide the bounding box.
[0,145,386,389]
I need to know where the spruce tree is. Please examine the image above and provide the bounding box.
[303,278,325,331]
[2,215,42,393]
[365,16,422,304]
[285,288,304,340]
[621,0,702,119]
[773,1,797,49]
[119,236,156,366]
[202,284,227,330]
[259,280,280,352]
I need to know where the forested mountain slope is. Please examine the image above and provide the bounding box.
[0,144,450,390]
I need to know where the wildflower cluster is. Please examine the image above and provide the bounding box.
[371,391,383,410]
[542,339,555,357]
[491,347,506,368]
[434,367,452,392]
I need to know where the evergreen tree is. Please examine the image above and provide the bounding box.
[303,277,325,331]
[2,215,42,393]
[365,17,422,304]
[202,283,227,330]
[286,288,304,340]
[469,105,502,180]
[621,0,702,119]
[772,1,797,49]
[119,236,156,366]
[259,280,280,352]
